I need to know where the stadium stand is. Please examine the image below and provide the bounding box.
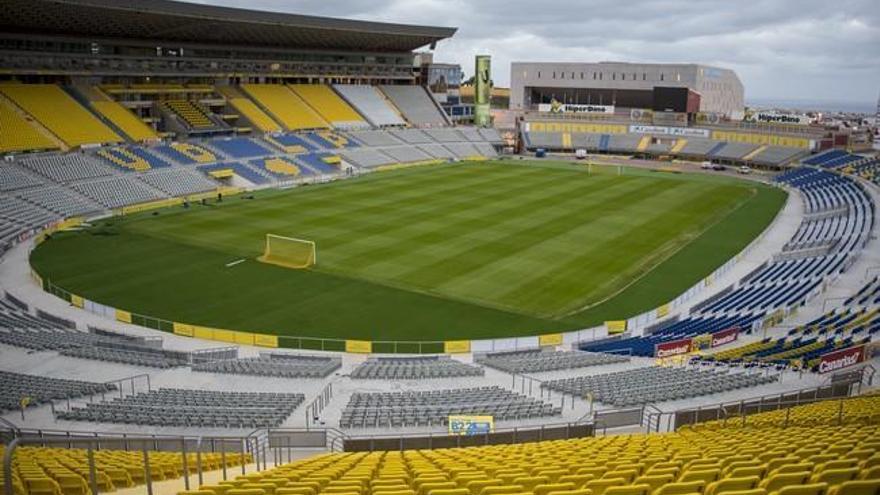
[0,196,58,242]
[84,85,159,142]
[424,128,465,143]
[0,99,58,153]
[713,142,761,161]
[340,386,562,428]
[306,130,356,149]
[418,143,458,159]
[289,84,369,130]
[139,168,218,196]
[350,356,484,380]
[192,353,342,378]
[18,154,113,182]
[16,186,103,217]
[475,349,630,374]
[155,142,218,164]
[381,145,434,164]
[0,84,122,147]
[241,84,328,131]
[752,146,810,167]
[0,165,44,192]
[209,137,272,158]
[70,176,165,209]
[2,446,251,495]
[294,153,342,175]
[391,128,435,144]
[348,130,403,147]
[97,147,172,172]
[56,388,305,428]
[339,148,397,168]
[250,156,308,179]
[0,370,116,413]
[265,133,319,154]
[444,142,482,159]
[198,162,271,185]
[333,84,407,127]
[380,85,450,127]
[163,99,218,130]
[541,367,779,407]
[216,85,283,133]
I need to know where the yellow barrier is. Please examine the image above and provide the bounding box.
[70,294,84,309]
[254,334,279,348]
[444,340,471,354]
[193,326,214,340]
[115,309,132,324]
[529,121,627,134]
[538,333,563,346]
[213,329,236,343]
[117,197,183,216]
[172,322,195,337]
[233,331,255,345]
[605,320,627,334]
[656,303,671,319]
[345,340,372,353]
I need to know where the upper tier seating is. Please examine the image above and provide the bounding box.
[0,370,116,412]
[265,133,319,153]
[0,99,58,153]
[163,99,216,129]
[289,84,369,129]
[476,349,630,374]
[216,85,282,133]
[380,85,450,127]
[90,98,159,142]
[71,176,164,209]
[0,84,122,147]
[340,386,562,428]
[19,154,113,183]
[242,84,328,131]
[2,446,250,495]
[333,84,407,127]
[56,388,305,428]
[350,356,484,380]
[542,366,779,407]
[192,353,342,378]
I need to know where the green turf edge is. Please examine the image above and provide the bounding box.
[28,160,786,346]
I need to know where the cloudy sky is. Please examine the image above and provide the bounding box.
[191,0,879,108]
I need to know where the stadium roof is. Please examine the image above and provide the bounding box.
[1,0,457,53]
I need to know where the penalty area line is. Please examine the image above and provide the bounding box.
[225,259,246,268]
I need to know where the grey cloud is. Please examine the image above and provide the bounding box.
[186,0,879,105]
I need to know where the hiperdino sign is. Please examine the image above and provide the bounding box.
[745,111,812,125]
[538,103,615,114]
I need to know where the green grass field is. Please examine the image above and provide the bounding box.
[31,160,786,345]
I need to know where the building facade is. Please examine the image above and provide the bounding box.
[510,62,744,120]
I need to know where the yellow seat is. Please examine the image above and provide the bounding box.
[585,478,627,495]
[605,471,639,484]
[276,488,315,495]
[420,482,459,495]
[481,486,525,495]
[543,490,593,495]
[201,485,234,495]
[771,466,815,477]
[535,483,577,495]
[761,474,812,493]
[828,480,880,495]
[605,484,652,495]
[178,491,216,495]
[559,475,596,489]
[512,477,550,491]
[467,480,502,495]
[771,483,828,495]
[429,489,470,495]
[636,475,675,492]
[859,467,880,481]
[243,483,278,495]
[227,489,267,495]
[730,468,767,480]
[25,477,63,495]
[812,470,859,488]
[649,469,682,479]
[680,471,721,484]
[715,491,766,495]
[54,474,89,495]
[705,477,760,495]
[652,481,706,495]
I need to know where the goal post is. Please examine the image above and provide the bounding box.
[257,234,316,269]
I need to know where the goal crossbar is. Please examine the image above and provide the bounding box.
[257,233,316,269]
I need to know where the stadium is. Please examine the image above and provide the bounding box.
[1,1,880,495]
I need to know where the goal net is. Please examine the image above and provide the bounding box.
[257,234,316,269]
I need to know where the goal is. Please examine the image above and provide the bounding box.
[257,234,316,269]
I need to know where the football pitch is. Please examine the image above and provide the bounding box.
[31,160,786,344]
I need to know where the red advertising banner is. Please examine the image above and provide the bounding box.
[711,327,740,348]
[818,345,865,374]
[655,337,693,358]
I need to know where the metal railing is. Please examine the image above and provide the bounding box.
[2,432,261,495]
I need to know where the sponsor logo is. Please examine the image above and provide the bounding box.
[538,102,615,114]
[628,125,710,138]
[655,338,692,358]
[711,327,739,348]
[818,345,864,374]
